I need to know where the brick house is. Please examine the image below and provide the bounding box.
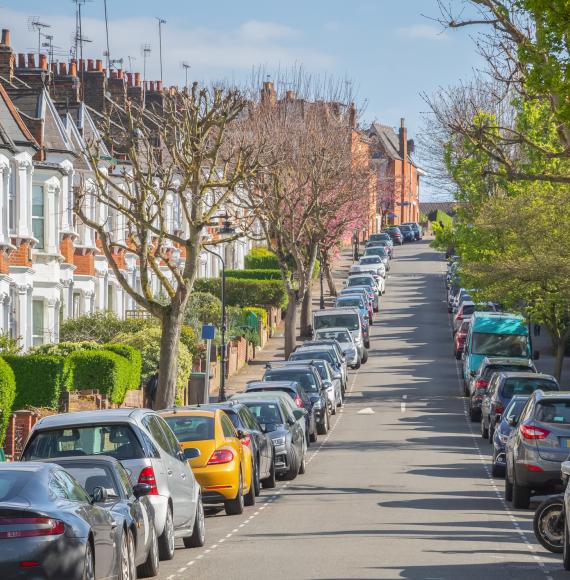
[367,118,422,226]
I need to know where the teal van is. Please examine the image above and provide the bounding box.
[463,312,535,386]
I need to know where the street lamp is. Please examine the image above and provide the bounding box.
[203,215,235,402]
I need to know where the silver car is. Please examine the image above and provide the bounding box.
[21,408,205,560]
[314,327,360,369]
[505,390,570,508]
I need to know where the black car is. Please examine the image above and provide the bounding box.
[203,402,275,493]
[236,397,306,481]
[384,227,403,245]
[262,363,330,436]
[47,455,160,578]
[398,224,415,242]
[245,380,318,443]
[0,462,126,579]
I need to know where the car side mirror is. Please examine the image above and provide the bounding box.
[310,395,320,404]
[91,486,108,503]
[561,461,570,485]
[133,483,152,499]
[533,350,540,360]
[236,429,247,440]
[183,447,201,461]
[323,380,333,389]
[508,416,518,427]
[494,413,502,424]
[470,370,476,377]
[287,417,296,426]
[293,408,307,420]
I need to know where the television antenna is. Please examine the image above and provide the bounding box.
[181,61,190,89]
[155,17,166,83]
[28,17,51,59]
[127,56,136,74]
[141,44,151,83]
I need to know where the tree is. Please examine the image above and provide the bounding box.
[76,84,260,408]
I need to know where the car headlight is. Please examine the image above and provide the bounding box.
[498,433,509,444]
[313,399,324,410]
[272,436,286,446]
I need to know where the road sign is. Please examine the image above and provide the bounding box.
[201,324,215,340]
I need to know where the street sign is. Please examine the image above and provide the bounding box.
[201,324,215,340]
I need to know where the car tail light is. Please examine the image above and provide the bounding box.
[454,313,463,321]
[294,394,304,408]
[520,425,550,440]
[20,562,40,568]
[208,449,234,465]
[524,464,544,472]
[241,434,251,447]
[0,517,65,539]
[138,466,159,495]
[495,404,505,415]
[475,379,488,389]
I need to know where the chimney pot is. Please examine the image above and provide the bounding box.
[134,72,141,87]
[117,69,124,79]
[400,117,406,129]
[79,59,85,71]
[50,62,57,74]
[17,53,25,68]
[149,81,155,92]
[59,62,67,75]
[95,59,103,72]
[127,72,133,86]
[27,53,35,68]
[39,54,48,71]
[1,29,10,47]
[69,60,77,76]
[87,59,94,71]
[156,80,162,91]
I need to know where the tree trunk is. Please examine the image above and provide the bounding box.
[554,339,565,383]
[155,307,183,409]
[300,289,313,339]
[284,293,298,359]
[323,258,337,297]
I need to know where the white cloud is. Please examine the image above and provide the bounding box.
[397,24,447,41]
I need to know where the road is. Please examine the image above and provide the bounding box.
[158,240,565,579]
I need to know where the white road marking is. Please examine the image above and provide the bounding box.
[400,402,406,413]
[357,407,375,414]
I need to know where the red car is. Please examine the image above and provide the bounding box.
[454,319,471,359]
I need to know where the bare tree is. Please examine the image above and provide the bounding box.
[76,84,260,408]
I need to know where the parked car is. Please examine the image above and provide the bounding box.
[364,240,393,257]
[48,455,162,578]
[160,407,254,516]
[262,362,331,435]
[346,274,380,311]
[234,397,306,481]
[402,222,422,240]
[336,293,372,324]
[349,263,386,279]
[454,319,471,359]
[368,232,393,246]
[0,462,126,580]
[313,326,360,369]
[313,307,369,356]
[452,300,475,333]
[202,402,275,494]
[244,380,318,443]
[294,340,348,391]
[398,224,415,242]
[358,255,387,270]
[384,227,403,245]
[481,372,559,441]
[363,246,390,270]
[505,390,570,508]
[21,408,203,560]
[491,395,530,477]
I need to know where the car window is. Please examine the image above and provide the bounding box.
[0,471,34,501]
[241,407,261,431]
[54,469,91,503]
[535,401,570,424]
[519,399,535,422]
[502,378,559,398]
[63,465,120,498]
[116,463,134,497]
[163,415,215,443]
[221,414,237,438]
[48,472,68,500]
[143,415,174,456]
[157,416,183,458]
[245,403,284,428]
[263,370,318,392]
[505,399,528,421]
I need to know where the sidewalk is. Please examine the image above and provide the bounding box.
[222,250,354,397]
[530,327,570,384]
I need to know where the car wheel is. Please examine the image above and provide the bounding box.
[512,469,531,509]
[362,349,369,364]
[253,458,261,496]
[282,446,300,481]
[468,404,480,423]
[244,466,256,507]
[331,400,337,415]
[505,466,513,501]
[491,461,504,478]
[224,473,245,515]
[158,506,175,561]
[138,523,160,577]
[481,417,489,439]
[83,540,95,580]
[298,450,306,475]
[183,494,205,548]
[309,427,318,443]
[353,359,361,370]
[317,413,328,435]
[261,458,277,489]
[118,530,135,580]
[563,521,570,570]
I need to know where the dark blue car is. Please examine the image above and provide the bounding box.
[491,395,530,477]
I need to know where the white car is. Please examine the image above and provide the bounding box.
[350,263,386,278]
[314,327,360,369]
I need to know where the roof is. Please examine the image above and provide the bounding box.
[314,308,360,316]
[369,123,403,161]
[471,312,528,335]
[35,408,147,429]
[42,455,120,466]
[159,408,216,417]
[0,84,37,153]
[246,380,298,388]
[498,372,557,381]
[482,357,533,366]
[534,390,570,400]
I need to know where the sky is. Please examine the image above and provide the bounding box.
[0,0,483,200]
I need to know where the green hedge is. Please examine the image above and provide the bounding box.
[244,248,280,270]
[0,358,16,445]
[2,355,72,411]
[70,350,131,405]
[243,306,268,329]
[194,278,288,309]
[103,344,142,391]
[225,269,282,280]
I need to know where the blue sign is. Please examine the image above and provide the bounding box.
[201,324,216,340]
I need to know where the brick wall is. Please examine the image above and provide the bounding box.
[9,241,31,267]
[0,250,9,274]
[74,250,95,275]
[60,236,74,264]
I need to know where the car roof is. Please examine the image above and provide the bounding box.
[265,362,316,371]
[471,312,528,334]
[35,408,148,429]
[461,301,475,307]
[246,380,299,388]
[43,455,120,466]
[482,357,533,366]
[314,308,360,316]
[498,372,557,381]
[160,407,217,418]
[232,391,295,404]
[315,327,350,333]
[533,390,570,401]
[0,462,47,472]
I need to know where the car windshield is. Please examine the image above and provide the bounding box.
[163,415,215,442]
[316,330,351,342]
[314,314,360,331]
[313,362,328,380]
[365,248,387,256]
[504,398,529,421]
[462,304,475,315]
[502,378,558,398]
[0,471,33,501]
[243,403,283,429]
[472,333,529,357]
[360,257,381,264]
[369,234,389,242]
[348,277,374,287]
[63,465,120,498]
[264,370,318,392]
[337,298,364,308]
[290,351,335,364]
[482,364,532,380]
[22,424,145,461]
[535,401,570,424]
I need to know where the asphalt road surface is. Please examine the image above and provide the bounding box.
[158,240,565,580]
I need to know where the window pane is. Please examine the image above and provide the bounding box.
[32,300,44,346]
[32,186,44,217]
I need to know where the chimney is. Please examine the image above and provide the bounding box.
[79,59,85,71]
[127,72,143,105]
[134,72,141,87]
[127,72,133,87]
[108,68,127,106]
[0,29,15,82]
[95,59,103,72]
[27,53,35,68]
[149,81,155,92]
[145,80,164,111]
[156,80,162,92]
[49,58,80,105]
[260,81,277,108]
[69,59,77,77]
[399,118,408,159]
[15,52,48,88]
[17,53,25,68]
[83,58,107,113]
[349,103,357,128]
[38,54,48,71]
[50,62,57,75]
[87,59,94,71]
[285,90,297,101]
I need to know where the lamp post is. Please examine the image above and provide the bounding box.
[318,247,325,310]
[203,215,235,402]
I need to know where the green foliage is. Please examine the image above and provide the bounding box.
[0,334,22,355]
[0,357,15,444]
[435,210,453,228]
[244,247,280,269]
[193,278,288,309]
[3,355,72,411]
[243,306,268,329]
[69,350,131,405]
[32,341,100,356]
[185,292,222,326]
[103,344,142,390]
[225,269,282,280]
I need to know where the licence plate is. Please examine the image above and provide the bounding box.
[566,439,570,448]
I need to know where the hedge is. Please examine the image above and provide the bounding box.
[193,278,288,309]
[244,248,280,270]
[243,306,268,329]
[0,358,16,445]
[103,344,142,391]
[2,355,72,411]
[225,269,282,281]
[70,350,131,405]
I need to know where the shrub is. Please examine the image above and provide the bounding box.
[3,355,72,411]
[0,334,22,355]
[194,278,288,309]
[244,247,280,270]
[103,344,142,391]
[116,328,192,404]
[185,292,222,326]
[32,341,100,357]
[225,269,282,281]
[0,358,15,445]
[243,306,268,329]
[69,350,131,405]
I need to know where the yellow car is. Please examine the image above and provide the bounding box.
[160,408,255,516]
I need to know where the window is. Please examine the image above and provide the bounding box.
[72,292,81,318]
[32,300,44,346]
[63,465,120,498]
[0,471,33,502]
[54,470,91,503]
[8,169,15,234]
[32,185,45,249]
[156,416,183,458]
[221,414,237,438]
[472,333,529,358]
[143,415,174,455]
